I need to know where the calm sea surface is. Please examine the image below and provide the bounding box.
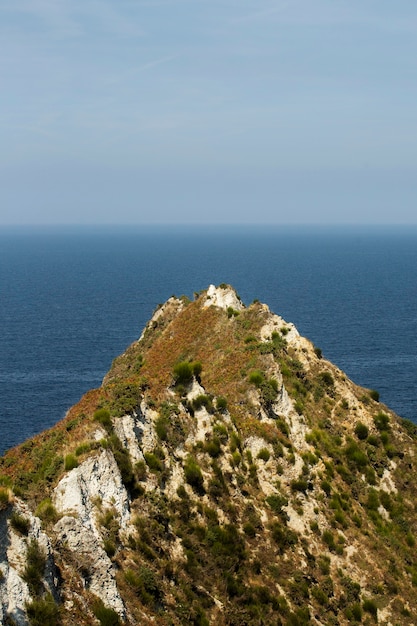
[1,225,416,456]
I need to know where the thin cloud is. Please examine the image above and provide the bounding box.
[231,1,293,24]
[231,0,417,33]
[98,55,181,88]
[0,0,144,38]
[137,55,180,73]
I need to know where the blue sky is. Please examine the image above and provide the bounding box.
[1,0,417,224]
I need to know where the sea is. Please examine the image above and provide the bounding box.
[1,224,416,457]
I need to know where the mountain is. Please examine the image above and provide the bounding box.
[1,284,417,626]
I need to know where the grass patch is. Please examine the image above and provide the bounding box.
[10,511,30,535]
[22,539,46,595]
[64,454,78,471]
[26,593,60,626]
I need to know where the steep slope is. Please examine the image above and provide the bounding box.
[1,284,417,626]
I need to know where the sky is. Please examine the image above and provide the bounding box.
[1,0,417,225]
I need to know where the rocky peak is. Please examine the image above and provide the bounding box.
[1,285,417,625]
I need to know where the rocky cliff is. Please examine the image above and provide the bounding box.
[1,284,417,625]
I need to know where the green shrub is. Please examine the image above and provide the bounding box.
[311,586,328,606]
[321,480,331,496]
[192,361,203,379]
[400,418,417,438]
[92,598,120,625]
[270,522,298,552]
[384,443,397,458]
[362,598,378,619]
[318,556,330,575]
[377,491,392,513]
[75,441,97,456]
[173,361,194,385]
[204,438,221,458]
[0,475,12,488]
[124,566,162,608]
[380,431,389,445]
[310,520,319,533]
[334,510,347,528]
[64,454,78,471]
[103,435,137,493]
[23,539,46,595]
[26,593,60,626]
[290,479,309,493]
[10,511,30,535]
[231,451,241,467]
[257,448,270,462]
[365,488,380,511]
[374,412,390,432]
[243,522,256,537]
[193,394,214,412]
[369,389,380,401]
[367,434,380,447]
[110,382,141,417]
[345,442,368,469]
[94,409,112,432]
[294,400,304,415]
[216,396,228,411]
[134,460,147,481]
[35,499,58,523]
[365,466,377,486]
[213,423,228,443]
[314,346,322,359]
[144,452,163,472]
[155,416,168,440]
[184,457,204,494]
[249,370,264,386]
[230,432,241,452]
[260,378,279,406]
[322,530,336,551]
[345,603,362,622]
[320,371,335,387]
[0,487,10,510]
[336,464,353,484]
[103,539,116,558]
[354,422,369,440]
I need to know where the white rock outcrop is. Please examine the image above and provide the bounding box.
[138,297,184,342]
[53,450,130,533]
[113,414,145,463]
[54,515,126,617]
[52,450,131,618]
[203,284,244,312]
[0,501,59,626]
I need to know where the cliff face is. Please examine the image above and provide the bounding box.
[1,285,417,626]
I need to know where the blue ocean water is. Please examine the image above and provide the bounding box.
[1,224,416,456]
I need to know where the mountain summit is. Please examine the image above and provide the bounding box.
[1,284,417,625]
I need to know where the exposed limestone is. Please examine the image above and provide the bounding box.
[135,401,160,453]
[203,283,244,311]
[138,296,184,342]
[259,310,300,343]
[53,450,130,533]
[272,383,293,419]
[379,464,398,494]
[0,501,59,626]
[113,414,144,463]
[54,515,126,618]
